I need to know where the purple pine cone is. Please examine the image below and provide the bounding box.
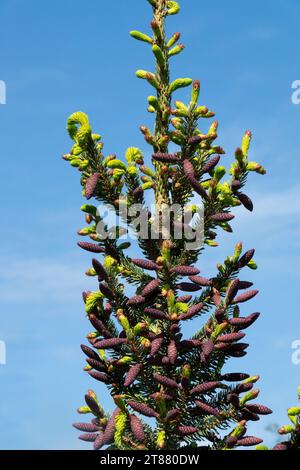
[85,394,102,416]
[201,339,214,358]
[153,373,180,389]
[93,338,127,349]
[195,400,220,417]
[124,364,142,387]
[237,249,255,268]
[141,279,161,297]
[99,283,114,300]
[144,307,168,320]
[86,359,106,372]
[92,259,108,281]
[228,312,260,330]
[73,422,99,432]
[233,290,259,304]
[102,408,120,445]
[201,155,220,174]
[168,340,177,364]
[235,383,253,394]
[79,433,98,442]
[152,152,180,163]
[93,433,104,450]
[236,436,263,447]
[150,337,164,356]
[89,315,113,339]
[132,259,160,271]
[189,276,212,286]
[238,193,254,212]
[216,332,245,343]
[127,295,145,306]
[85,173,100,200]
[165,409,181,422]
[128,401,158,418]
[88,371,110,384]
[171,265,200,276]
[246,404,272,415]
[221,373,250,382]
[190,381,220,396]
[77,241,104,253]
[130,414,145,442]
[183,160,208,199]
[180,303,204,321]
[81,344,100,361]
[231,179,242,191]
[273,442,290,451]
[105,243,120,261]
[176,426,198,436]
[177,282,202,292]
[226,279,240,303]
[237,280,254,290]
[211,212,235,222]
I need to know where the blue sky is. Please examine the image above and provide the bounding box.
[0,0,300,449]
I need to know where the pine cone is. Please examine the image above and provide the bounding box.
[228,312,260,330]
[176,426,198,436]
[165,409,181,422]
[211,212,235,222]
[194,400,220,417]
[201,155,220,173]
[77,242,104,254]
[236,436,263,447]
[226,278,240,303]
[188,276,212,286]
[170,265,200,276]
[237,249,255,268]
[153,373,180,389]
[190,381,220,395]
[177,282,202,292]
[92,259,108,281]
[180,303,204,321]
[246,404,272,415]
[233,290,259,304]
[73,422,99,432]
[85,173,100,200]
[144,307,168,320]
[93,338,127,349]
[141,279,161,297]
[98,283,114,300]
[152,152,180,163]
[127,295,146,306]
[79,433,98,442]
[129,414,145,442]
[201,339,214,358]
[150,337,164,356]
[221,373,250,382]
[86,358,106,372]
[168,340,177,364]
[84,394,102,416]
[81,344,100,361]
[102,408,120,445]
[132,259,160,271]
[88,371,110,383]
[216,332,245,343]
[93,433,104,450]
[89,315,113,339]
[238,193,254,212]
[128,401,158,418]
[124,364,142,387]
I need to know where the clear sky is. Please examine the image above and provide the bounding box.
[0,0,300,449]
